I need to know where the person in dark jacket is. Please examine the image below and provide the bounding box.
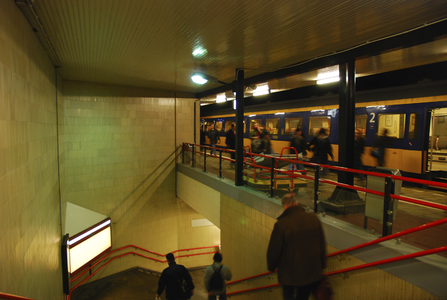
[156,253,195,300]
[290,127,307,172]
[207,124,221,156]
[372,128,391,166]
[267,194,327,300]
[225,124,236,166]
[308,128,333,175]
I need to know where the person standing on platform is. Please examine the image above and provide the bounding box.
[267,193,327,300]
[208,123,220,156]
[372,128,391,167]
[308,128,333,175]
[225,123,236,167]
[354,129,365,179]
[204,252,233,300]
[156,253,195,300]
[290,127,307,173]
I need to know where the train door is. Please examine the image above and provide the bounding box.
[426,108,447,173]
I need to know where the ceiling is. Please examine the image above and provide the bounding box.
[17,0,447,96]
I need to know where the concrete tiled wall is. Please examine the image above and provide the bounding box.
[0,1,64,299]
[63,81,217,280]
[177,172,221,227]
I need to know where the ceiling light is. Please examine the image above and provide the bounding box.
[275,112,285,115]
[253,83,269,96]
[216,93,226,103]
[249,114,256,117]
[191,73,209,84]
[233,100,236,110]
[317,77,340,85]
[191,72,233,87]
[192,47,207,57]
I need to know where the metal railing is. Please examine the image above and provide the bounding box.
[67,244,219,300]
[182,142,447,297]
[0,293,35,300]
[182,142,447,234]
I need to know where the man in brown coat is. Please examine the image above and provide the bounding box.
[267,194,327,300]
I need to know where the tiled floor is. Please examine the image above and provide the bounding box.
[71,267,208,300]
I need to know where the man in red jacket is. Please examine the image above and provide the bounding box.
[267,193,327,300]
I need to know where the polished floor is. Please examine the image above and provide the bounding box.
[71,267,208,300]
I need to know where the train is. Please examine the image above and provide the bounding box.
[201,94,447,178]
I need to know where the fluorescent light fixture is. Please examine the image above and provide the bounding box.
[317,71,339,80]
[275,112,285,115]
[216,93,226,103]
[253,83,269,96]
[192,47,207,57]
[69,219,111,246]
[191,73,208,84]
[366,105,386,109]
[249,114,256,117]
[233,100,236,110]
[311,109,325,113]
[317,77,340,84]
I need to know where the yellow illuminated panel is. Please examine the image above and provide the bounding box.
[69,227,111,273]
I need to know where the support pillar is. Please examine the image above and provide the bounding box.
[325,61,363,213]
[235,69,245,186]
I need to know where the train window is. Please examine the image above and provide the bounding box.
[377,114,405,139]
[215,121,223,132]
[355,115,367,137]
[266,118,280,136]
[249,119,262,130]
[225,121,234,132]
[284,118,303,135]
[309,116,331,136]
[408,113,420,140]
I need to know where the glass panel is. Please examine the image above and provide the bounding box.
[408,113,420,140]
[215,121,223,132]
[378,114,405,138]
[225,120,234,131]
[308,116,332,136]
[266,118,280,136]
[355,115,367,137]
[285,118,303,135]
[249,119,262,130]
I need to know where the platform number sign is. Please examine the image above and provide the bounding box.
[369,113,376,129]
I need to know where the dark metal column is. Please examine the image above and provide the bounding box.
[327,60,361,208]
[338,60,356,184]
[235,69,245,186]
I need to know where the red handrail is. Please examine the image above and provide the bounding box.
[71,244,219,283]
[327,218,447,257]
[226,246,447,296]
[68,245,219,299]
[184,142,447,190]
[0,293,34,300]
[326,245,447,276]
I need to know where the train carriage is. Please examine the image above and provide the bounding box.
[202,95,447,178]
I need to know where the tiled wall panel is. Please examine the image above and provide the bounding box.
[63,81,216,281]
[0,1,64,299]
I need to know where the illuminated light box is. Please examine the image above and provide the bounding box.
[64,203,112,274]
[69,224,111,273]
